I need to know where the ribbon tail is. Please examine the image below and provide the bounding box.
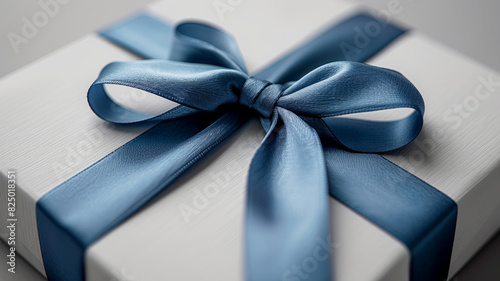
[245,108,332,281]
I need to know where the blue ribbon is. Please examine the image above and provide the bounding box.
[36,12,457,281]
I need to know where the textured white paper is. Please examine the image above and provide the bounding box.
[0,0,499,280]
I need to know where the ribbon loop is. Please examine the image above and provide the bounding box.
[88,60,248,124]
[170,22,248,72]
[276,61,424,152]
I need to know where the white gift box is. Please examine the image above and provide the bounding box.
[1,0,500,280]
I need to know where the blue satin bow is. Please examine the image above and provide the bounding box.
[89,18,424,281]
[37,13,457,281]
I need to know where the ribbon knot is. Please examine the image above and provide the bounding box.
[240,77,283,118]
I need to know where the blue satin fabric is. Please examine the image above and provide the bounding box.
[99,13,173,59]
[36,13,457,281]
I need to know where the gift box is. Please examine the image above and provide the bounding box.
[1,0,500,280]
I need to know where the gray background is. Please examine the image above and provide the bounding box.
[1,0,499,280]
[2,0,500,77]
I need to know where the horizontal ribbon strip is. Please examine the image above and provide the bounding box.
[36,12,457,281]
